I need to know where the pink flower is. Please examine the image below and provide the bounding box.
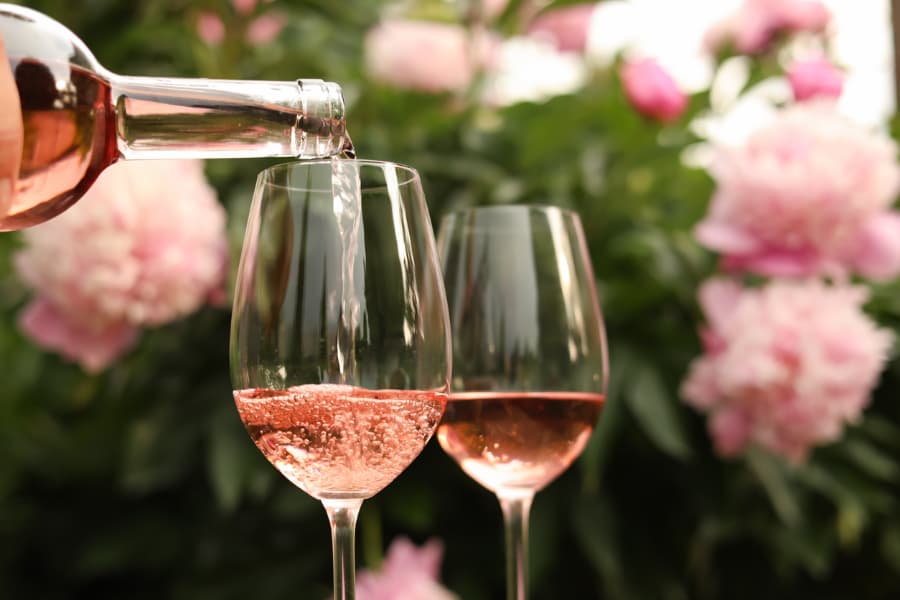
[232,0,257,16]
[619,58,688,123]
[846,213,900,280]
[19,298,140,373]
[197,11,226,46]
[15,161,227,372]
[695,104,900,280]
[787,58,844,102]
[483,0,509,21]
[681,278,893,463]
[706,0,831,55]
[364,19,497,94]
[466,0,509,22]
[357,537,457,600]
[246,12,285,46]
[527,3,597,53]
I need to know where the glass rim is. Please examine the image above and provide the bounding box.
[440,203,581,223]
[256,158,422,192]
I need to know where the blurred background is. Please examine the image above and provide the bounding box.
[3,0,900,598]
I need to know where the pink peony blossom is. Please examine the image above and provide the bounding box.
[483,0,509,21]
[364,19,497,94]
[246,12,285,46]
[466,0,508,22]
[19,298,140,373]
[706,0,831,55]
[527,3,597,53]
[619,58,688,123]
[15,160,227,372]
[787,58,844,102]
[682,278,893,462]
[695,103,900,280]
[232,0,257,16]
[197,11,226,46]
[356,537,457,600]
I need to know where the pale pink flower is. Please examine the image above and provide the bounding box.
[483,0,509,21]
[364,19,497,94]
[787,58,844,102]
[232,0,257,16]
[527,3,597,53]
[682,278,893,463]
[695,103,900,280]
[706,0,831,55]
[246,12,285,46]
[15,160,227,372]
[845,213,900,280]
[197,11,226,46]
[466,0,509,22]
[19,298,140,374]
[619,58,688,123]
[356,537,458,600]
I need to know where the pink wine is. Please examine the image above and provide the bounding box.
[437,391,605,494]
[0,57,349,231]
[2,59,117,230]
[234,385,447,500]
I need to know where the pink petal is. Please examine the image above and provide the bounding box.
[781,1,831,33]
[246,12,285,46]
[232,0,257,16]
[846,212,900,280]
[787,58,843,102]
[196,12,226,46]
[619,58,687,122]
[710,409,752,457]
[527,4,597,53]
[694,220,761,254]
[382,537,444,580]
[722,248,823,277]
[698,278,742,334]
[19,298,139,373]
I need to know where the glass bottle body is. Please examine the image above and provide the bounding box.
[0,4,348,230]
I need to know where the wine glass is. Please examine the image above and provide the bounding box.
[436,205,609,600]
[230,160,451,600]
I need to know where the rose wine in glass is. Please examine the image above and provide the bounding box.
[437,205,609,600]
[231,160,450,600]
[235,386,446,499]
[438,391,605,493]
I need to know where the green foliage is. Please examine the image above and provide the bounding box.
[3,1,900,599]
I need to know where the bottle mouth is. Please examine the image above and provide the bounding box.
[295,79,347,156]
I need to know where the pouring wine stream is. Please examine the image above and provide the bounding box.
[331,139,362,384]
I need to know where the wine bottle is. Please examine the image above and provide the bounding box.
[0,4,351,230]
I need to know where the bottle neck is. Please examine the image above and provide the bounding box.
[108,74,347,160]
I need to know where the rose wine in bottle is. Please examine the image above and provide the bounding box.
[0,4,350,230]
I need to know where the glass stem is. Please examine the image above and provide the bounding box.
[323,498,363,600]
[498,491,535,600]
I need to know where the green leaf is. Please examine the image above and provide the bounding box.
[880,522,900,572]
[207,406,262,512]
[625,362,692,460]
[120,407,191,494]
[580,343,631,492]
[571,495,630,600]
[745,449,802,527]
[842,437,900,482]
